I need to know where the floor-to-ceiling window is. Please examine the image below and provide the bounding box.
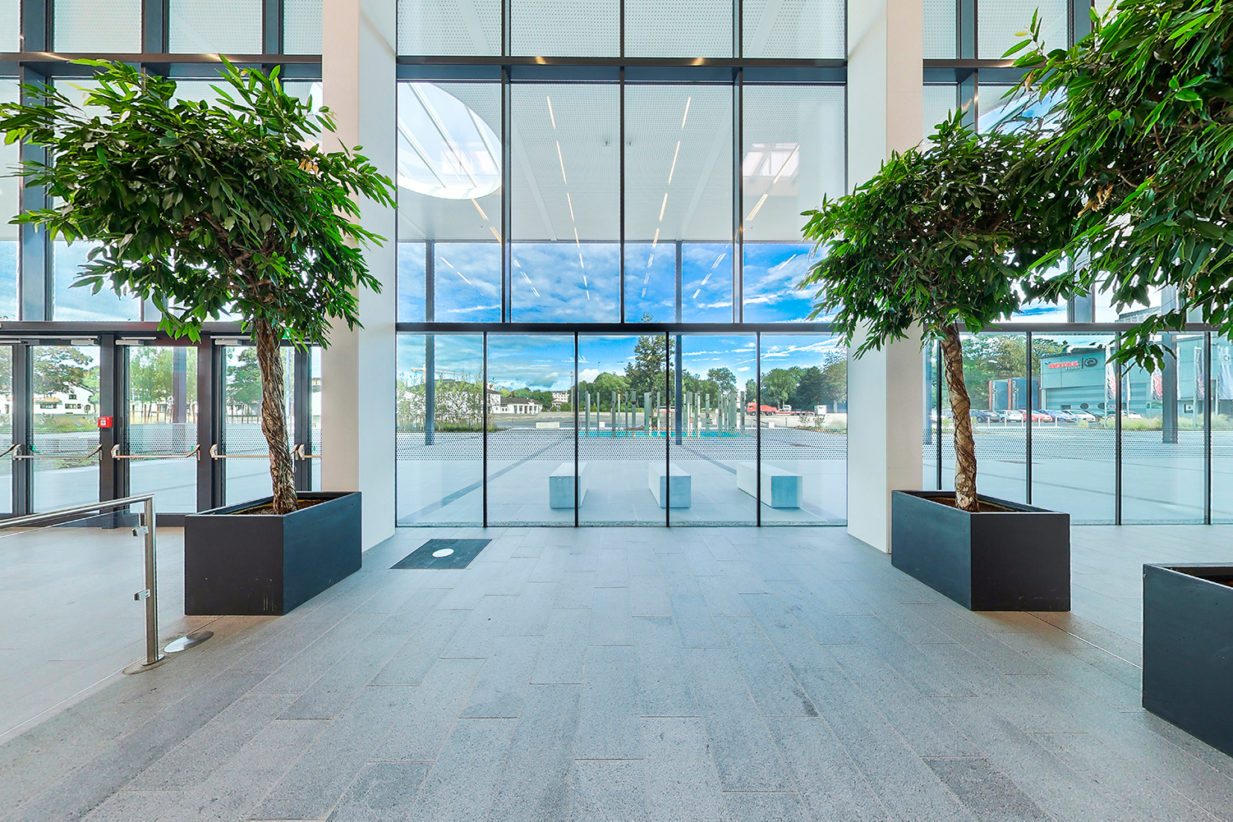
[917,2,1225,524]
[0,0,322,521]
[393,0,848,526]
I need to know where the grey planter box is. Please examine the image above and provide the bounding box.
[184,491,362,616]
[1143,563,1233,758]
[890,490,1070,611]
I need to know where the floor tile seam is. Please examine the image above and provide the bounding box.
[955,691,1148,804]
[762,714,898,821]
[799,643,979,776]
[1023,729,1229,820]
[211,612,360,680]
[826,647,985,759]
[1023,612,1143,670]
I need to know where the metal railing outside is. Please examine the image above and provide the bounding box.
[0,494,207,670]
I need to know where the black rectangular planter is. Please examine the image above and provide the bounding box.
[184,491,362,616]
[890,490,1070,611]
[1143,564,1233,758]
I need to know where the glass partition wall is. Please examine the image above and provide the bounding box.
[396,331,848,526]
[923,328,1225,526]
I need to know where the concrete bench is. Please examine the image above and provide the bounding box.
[737,462,802,509]
[648,462,691,508]
[549,462,588,509]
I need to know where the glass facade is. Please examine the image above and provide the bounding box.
[284,0,323,54]
[54,0,142,53]
[1,0,1223,529]
[510,83,621,322]
[169,0,263,53]
[922,329,1233,525]
[741,85,844,323]
[397,331,847,525]
[0,0,18,52]
[0,80,16,321]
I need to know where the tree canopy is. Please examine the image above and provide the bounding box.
[800,112,1062,353]
[1015,0,1233,368]
[0,60,395,514]
[0,60,394,347]
[800,113,1061,511]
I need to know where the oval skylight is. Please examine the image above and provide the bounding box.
[397,83,502,201]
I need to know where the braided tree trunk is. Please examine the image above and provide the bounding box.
[940,323,979,513]
[253,318,298,515]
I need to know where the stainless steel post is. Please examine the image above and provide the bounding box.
[142,497,163,667]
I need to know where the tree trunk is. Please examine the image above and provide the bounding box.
[940,324,979,513]
[253,318,298,515]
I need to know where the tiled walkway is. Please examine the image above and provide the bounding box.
[2,525,1233,820]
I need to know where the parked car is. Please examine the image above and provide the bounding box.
[1004,409,1025,422]
[1121,410,1144,419]
[1030,410,1053,422]
[1040,409,1074,422]
[970,409,999,422]
[1069,410,1097,422]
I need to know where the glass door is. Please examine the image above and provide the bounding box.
[123,343,199,514]
[219,344,293,505]
[0,345,12,515]
[30,343,101,511]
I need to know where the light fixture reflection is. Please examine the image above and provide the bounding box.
[396,83,502,200]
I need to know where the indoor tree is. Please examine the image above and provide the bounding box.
[1014,0,1233,369]
[0,60,395,514]
[800,114,1062,511]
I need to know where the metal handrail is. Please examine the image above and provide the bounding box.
[0,494,166,668]
[294,443,322,460]
[12,444,103,461]
[209,443,270,460]
[111,444,201,461]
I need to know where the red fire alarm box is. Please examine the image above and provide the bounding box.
[97,416,114,429]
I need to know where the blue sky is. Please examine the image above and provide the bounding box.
[398,240,831,325]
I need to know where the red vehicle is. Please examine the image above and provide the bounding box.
[1029,410,1051,422]
[745,402,779,414]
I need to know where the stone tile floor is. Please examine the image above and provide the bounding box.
[2,524,1233,820]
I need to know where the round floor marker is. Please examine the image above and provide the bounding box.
[432,548,455,558]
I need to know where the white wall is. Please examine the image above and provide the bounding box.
[320,0,398,550]
[845,0,925,553]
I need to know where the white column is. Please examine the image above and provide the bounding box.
[320,0,398,549]
[845,0,924,553]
